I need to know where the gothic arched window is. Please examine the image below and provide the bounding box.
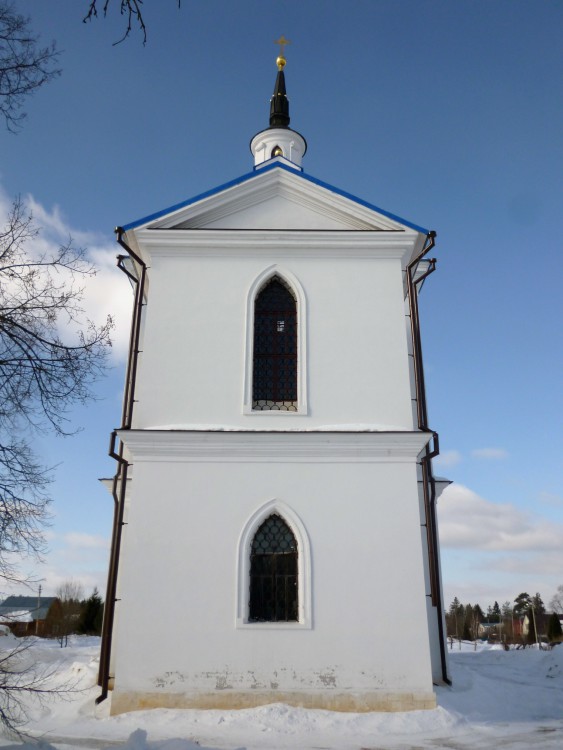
[249,514,298,622]
[252,276,297,411]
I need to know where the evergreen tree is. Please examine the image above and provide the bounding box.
[447,597,464,637]
[532,592,546,614]
[473,603,484,638]
[487,601,501,624]
[547,613,562,641]
[463,604,474,640]
[78,589,104,635]
[501,601,513,617]
[513,592,532,618]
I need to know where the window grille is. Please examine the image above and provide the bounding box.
[252,277,297,411]
[249,514,298,622]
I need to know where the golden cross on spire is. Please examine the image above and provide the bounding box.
[274,35,290,70]
[275,35,290,55]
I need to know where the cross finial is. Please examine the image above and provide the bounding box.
[274,35,290,70]
[275,35,290,55]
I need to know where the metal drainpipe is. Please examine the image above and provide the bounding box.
[97,228,147,703]
[406,231,451,686]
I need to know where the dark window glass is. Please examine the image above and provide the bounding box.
[249,514,298,622]
[252,277,297,411]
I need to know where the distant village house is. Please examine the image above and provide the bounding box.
[0,595,56,636]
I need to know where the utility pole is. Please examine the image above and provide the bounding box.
[531,604,540,648]
[35,584,42,635]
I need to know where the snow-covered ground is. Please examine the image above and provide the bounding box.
[0,635,561,750]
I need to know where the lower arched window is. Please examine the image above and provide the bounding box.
[249,513,298,622]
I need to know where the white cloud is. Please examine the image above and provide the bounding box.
[64,532,109,550]
[481,550,563,576]
[442,581,514,609]
[35,567,107,598]
[79,245,133,361]
[538,491,563,508]
[471,448,509,460]
[26,195,97,247]
[434,450,462,467]
[0,530,110,598]
[37,531,109,596]
[438,483,563,552]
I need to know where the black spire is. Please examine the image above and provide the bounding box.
[269,69,290,128]
[249,38,307,166]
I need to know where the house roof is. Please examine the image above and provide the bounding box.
[121,161,429,235]
[0,595,56,621]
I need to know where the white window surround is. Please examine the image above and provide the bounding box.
[243,265,308,415]
[236,499,312,629]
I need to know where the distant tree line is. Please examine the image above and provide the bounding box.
[446,589,563,647]
[43,584,104,646]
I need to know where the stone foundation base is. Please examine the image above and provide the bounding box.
[110,689,436,715]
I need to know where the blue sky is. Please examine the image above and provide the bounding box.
[1,0,561,611]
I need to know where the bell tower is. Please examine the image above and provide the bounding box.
[99,41,449,716]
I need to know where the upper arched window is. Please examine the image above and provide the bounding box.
[271,145,283,158]
[249,513,298,622]
[252,276,297,411]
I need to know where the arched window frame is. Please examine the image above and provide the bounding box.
[236,499,312,629]
[243,265,308,415]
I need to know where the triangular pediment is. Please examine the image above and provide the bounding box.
[132,165,424,234]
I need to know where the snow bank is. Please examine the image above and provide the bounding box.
[0,637,561,750]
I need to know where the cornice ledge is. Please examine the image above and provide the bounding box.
[134,230,416,260]
[136,229,413,243]
[117,429,431,463]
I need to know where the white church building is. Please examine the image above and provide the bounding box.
[98,47,451,715]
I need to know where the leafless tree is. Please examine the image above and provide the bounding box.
[0,2,60,131]
[51,581,84,647]
[0,442,50,587]
[0,637,77,736]
[0,198,113,589]
[550,585,563,614]
[84,0,181,45]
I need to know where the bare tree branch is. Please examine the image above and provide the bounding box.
[47,580,85,647]
[0,638,79,737]
[0,2,60,131]
[83,0,181,45]
[550,585,563,614]
[0,198,113,590]
[0,441,52,582]
[0,199,113,436]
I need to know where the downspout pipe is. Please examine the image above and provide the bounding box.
[97,228,147,703]
[406,231,451,686]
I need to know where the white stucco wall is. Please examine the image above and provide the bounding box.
[132,249,415,430]
[112,433,434,706]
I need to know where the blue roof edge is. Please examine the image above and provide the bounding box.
[121,161,429,235]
